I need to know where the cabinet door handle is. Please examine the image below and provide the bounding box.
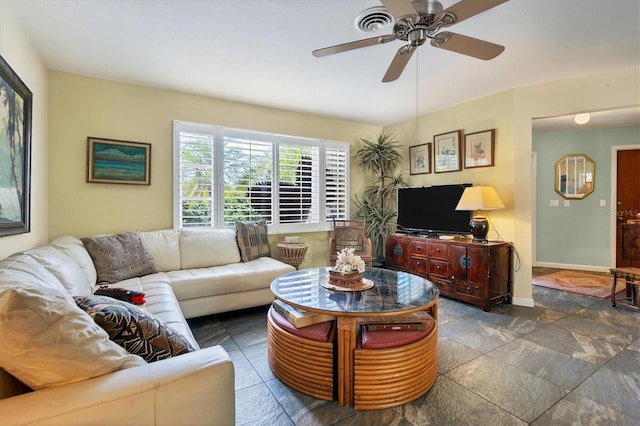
[435,265,441,271]
[466,286,472,293]
[458,256,473,269]
[435,248,440,253]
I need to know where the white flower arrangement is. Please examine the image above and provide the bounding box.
[333,248,366,274]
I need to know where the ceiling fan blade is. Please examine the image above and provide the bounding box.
[382,45,416,83]
[313,35,396,57]
[431,31,505,60]
[436,0,509,27]
[380,0,419,22]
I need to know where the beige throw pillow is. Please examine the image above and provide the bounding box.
[81,231,157,284]
[0,280,145,390]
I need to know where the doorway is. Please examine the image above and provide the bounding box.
[615,148,640,267]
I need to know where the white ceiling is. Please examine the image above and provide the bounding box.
[5,0,640,127]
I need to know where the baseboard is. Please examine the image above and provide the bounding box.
[534,261,610,274]
[511,297,534,308]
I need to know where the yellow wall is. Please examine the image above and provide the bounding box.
[511,67,639,305]
[47,71,381,268]
[44,67,640,305]
[0,4,48,259]
[382,90,522,301]
[384,89,515,244]
[382,68,640,306]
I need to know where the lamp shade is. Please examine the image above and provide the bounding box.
[455,186,505,242]
[455,186,505,211]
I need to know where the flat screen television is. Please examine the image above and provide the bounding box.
[396,184,472,235]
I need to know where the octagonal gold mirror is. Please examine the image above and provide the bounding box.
[555,154,595,199]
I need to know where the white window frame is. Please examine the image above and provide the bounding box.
[173,120,350,233]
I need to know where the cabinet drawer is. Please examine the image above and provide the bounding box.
[454,282,486,299]
[410,240,428,256]
[428,259,449,276]
[410,256,428,275]
[428,242,449,260]
[431,277,453,295]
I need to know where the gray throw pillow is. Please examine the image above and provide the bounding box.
[81,231,157,284]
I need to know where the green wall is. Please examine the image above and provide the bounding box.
[533,125,639,268]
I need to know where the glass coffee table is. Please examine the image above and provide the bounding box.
[269,267,439,409]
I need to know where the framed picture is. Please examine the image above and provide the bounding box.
[409,143,431,175]
[87,137,151,185]
[0,54,32,237]
[464,129,495,168]
[434,130,462,173]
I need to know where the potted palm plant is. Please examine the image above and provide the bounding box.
[353,132,405,265]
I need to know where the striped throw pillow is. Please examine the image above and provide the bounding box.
[236,220,271,262]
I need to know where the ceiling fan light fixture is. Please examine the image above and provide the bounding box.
[574,113,591,125]
[408,28,428,46]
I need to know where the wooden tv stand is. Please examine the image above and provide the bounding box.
[386,234,512,312]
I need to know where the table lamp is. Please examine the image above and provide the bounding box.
[455,186,505,242]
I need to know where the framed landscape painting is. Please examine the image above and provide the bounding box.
[0,54,32,237]
[87,137,151,185]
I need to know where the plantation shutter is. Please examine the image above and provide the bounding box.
[222,128,274,227]
[176,126,216,227]
[325,143,349,221]
[174,120,349,231]
[277,139,320,225]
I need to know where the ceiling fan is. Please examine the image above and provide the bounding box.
[313,0,509,82]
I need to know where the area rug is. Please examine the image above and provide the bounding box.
[532,270,624,299]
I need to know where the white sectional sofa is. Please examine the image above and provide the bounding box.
[0,227,295,425]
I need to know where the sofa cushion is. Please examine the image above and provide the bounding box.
[0,279,145,390]
[167,257,295,300]
[26,246,93,295]
[81,231,157,284]
[50,235,98,288]
[118,272,199,348]
[106,274,199,349]
[361,319,435,349]
[74,295,196,363]
[269,307,333,342]
[140,229,181,272]
[236,220,271,262]
[0,253,66,290]
[179,229,241,269]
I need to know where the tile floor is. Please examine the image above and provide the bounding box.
[187,269,640,425]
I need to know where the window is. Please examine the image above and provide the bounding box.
[173,121,349,233]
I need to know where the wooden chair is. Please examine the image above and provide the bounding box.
[329,218,373,268]
[610,223,640,309]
